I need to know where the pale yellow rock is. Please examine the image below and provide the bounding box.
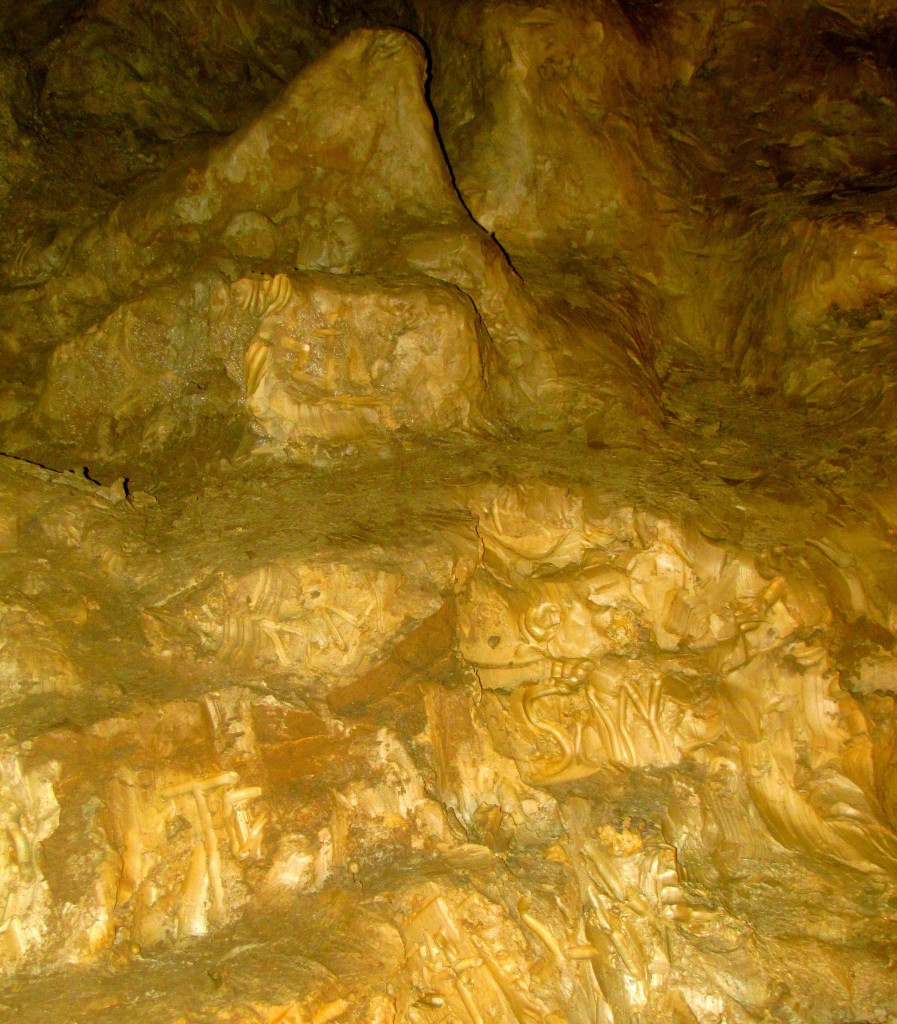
[215,271,493,444]
[144,543,454,692]
[0,749,58,970]
[64,30,466,297]
[1,3,897,1023]
[419,1,664,258]
[0,603,79,707]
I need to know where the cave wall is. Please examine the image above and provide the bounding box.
[0,3,896,1023]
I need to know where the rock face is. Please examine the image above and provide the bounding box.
[1,2,897,1023]
[215,271,493,444]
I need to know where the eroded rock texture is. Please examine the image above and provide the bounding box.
[1,2,897,1022]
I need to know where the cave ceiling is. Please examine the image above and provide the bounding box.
[0,2,896,1022]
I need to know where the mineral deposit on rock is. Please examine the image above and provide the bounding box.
[0,2,896,1023]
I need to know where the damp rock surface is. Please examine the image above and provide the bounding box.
[1,2,897,1023]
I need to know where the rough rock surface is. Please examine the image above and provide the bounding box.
[1,2,897,1023]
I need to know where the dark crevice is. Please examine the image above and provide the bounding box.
[615,0,673,43]
[411,29,524,281]
[0,451,133,494]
